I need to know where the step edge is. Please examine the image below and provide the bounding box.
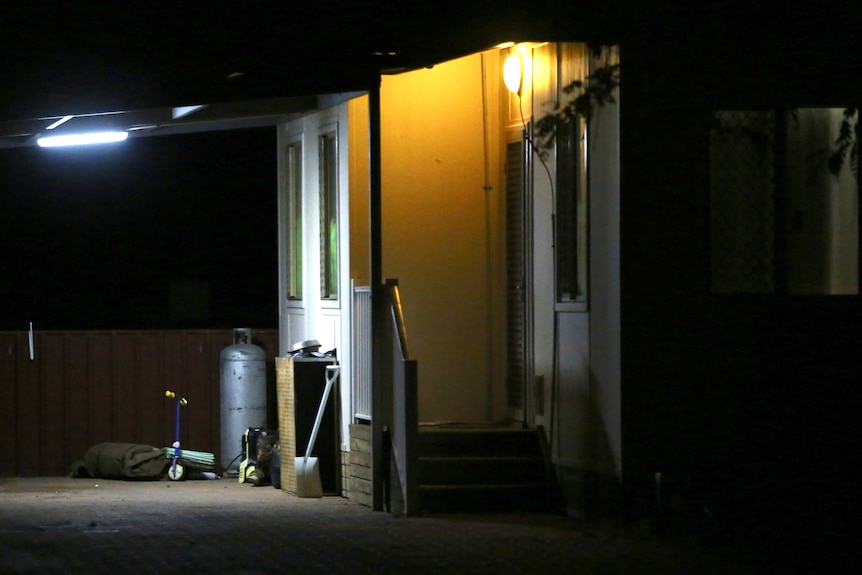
[419,482,551,490]
[418,455,545,462]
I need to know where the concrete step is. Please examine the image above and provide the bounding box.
[417,426,559,514]
[418,455,547,486]
[417,428,542,458]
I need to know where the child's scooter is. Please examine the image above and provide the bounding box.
[165,390,188,481]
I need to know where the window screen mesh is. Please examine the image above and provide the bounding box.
[709,111,776,293]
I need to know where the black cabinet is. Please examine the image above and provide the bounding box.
[292,357,339,494]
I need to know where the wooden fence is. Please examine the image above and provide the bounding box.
[0,329,278,476]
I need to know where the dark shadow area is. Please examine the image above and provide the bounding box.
[0,127,278,330]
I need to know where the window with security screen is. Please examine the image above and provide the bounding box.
[709,108,858,295]
[710,110,777,293]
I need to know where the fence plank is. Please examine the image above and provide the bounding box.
[186,332,212,453]
[210,331,232,468]
[88,333,113,447]
[17,333,41,476]
[65,336,90,471]
[0,335,18,476]
[138,332,166,448]
[112,333,138,443]
[39,334,66,475]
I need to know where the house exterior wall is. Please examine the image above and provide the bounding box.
[584,47,622,482]
[516,44,622,515]
[346,46,623,515]
[617,31,861,552]
[355,44,623,517]
[527,44,558,433]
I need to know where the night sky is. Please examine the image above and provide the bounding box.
[0,127,278,331]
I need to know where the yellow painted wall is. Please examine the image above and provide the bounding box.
[348,96,370,287]
[373,53,506,422]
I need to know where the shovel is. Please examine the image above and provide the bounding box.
[295,365,340,498]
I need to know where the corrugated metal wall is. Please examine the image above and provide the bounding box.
[0,329,278,477]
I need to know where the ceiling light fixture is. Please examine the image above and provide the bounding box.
[36,131,129,147]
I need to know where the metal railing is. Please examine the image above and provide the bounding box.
[351,280,418,514]
[384,279,418,515]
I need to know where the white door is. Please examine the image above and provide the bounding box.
[277,105,350,355]
[277,104,352,444]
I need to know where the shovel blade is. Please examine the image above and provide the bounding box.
[294,457,322,498]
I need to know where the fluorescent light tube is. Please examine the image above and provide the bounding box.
[37,131,128,147]
[172,105,204,119]
[45,115,74,130]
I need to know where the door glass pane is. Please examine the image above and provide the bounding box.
[319,131,339,300]
[287,142,303,300]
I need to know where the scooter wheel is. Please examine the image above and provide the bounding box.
[168,463,185,481]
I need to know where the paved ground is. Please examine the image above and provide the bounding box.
[0,477,769,574]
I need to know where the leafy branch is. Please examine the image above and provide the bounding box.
[828,107,858,179]
[533,59,620,159]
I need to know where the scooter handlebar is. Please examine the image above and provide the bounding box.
[165,391,188,405]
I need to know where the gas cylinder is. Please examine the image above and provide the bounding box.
[220,328,266,474]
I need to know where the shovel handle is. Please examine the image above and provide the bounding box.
[303,365,340,463]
